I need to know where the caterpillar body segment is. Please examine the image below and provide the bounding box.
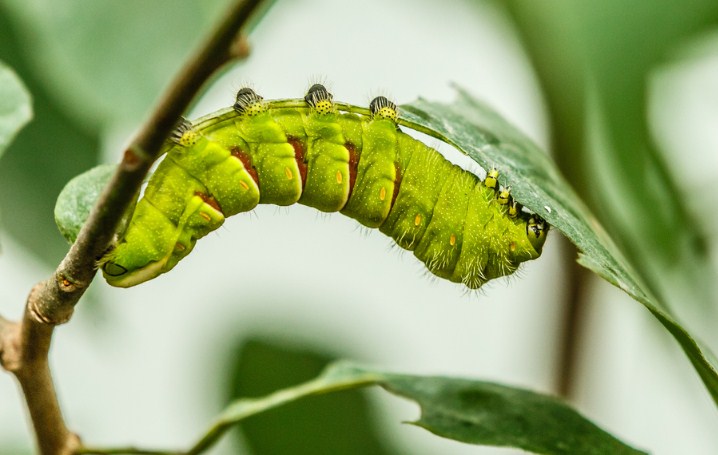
[101,86,548,288]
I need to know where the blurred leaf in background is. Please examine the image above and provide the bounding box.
[228,337,399,455]
[0,10,97,264]
[0,0,233,126]
[504,1,718,337]
[0,61,31,159]
[0,0,232,265]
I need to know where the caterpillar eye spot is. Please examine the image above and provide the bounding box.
[103,262,128,277]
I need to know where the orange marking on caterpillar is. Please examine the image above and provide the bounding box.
[288,136,307,186]
[194,191,223,213]
[230,146,259,187]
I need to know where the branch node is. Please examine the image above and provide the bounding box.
[61,432,83,455]
[57,272,81,293]
[122,144,152,170]
[28,282,74,326]
[0,319,21,372]
[230,33,250,60]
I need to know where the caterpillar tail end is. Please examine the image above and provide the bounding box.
[101,254,169,288]
[99,240,172,287]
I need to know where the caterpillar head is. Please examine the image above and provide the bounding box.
[526,215,548,253]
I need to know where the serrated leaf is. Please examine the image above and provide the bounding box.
[399,87,718,407]
[0,60,32,160]
[182,362,645,455]
[54,164,118,244]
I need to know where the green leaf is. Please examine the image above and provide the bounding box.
[79,362,643,454]
[378,368,646,455]
[226,337,399,455]
[0,60,32,160]
[0,12,100,264]
[398,88,718,406]
[504,0,718,331]
[174,362,645,455]
[54,164,119,244]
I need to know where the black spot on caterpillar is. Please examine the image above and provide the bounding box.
[100,85,548,288]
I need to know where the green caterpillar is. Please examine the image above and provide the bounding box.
[100,85,547,288]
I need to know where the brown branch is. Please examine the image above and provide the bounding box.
[555,245,590,397]
[0,1,267,454]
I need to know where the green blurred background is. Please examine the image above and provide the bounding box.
[1,1,718,453]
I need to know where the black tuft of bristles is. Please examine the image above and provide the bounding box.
[369,96,397,116]
[304,84,333,107]
[170,117,193,144]
[233,87,263,114]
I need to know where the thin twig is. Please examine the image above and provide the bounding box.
[76,447,180,455]
[556,247,590,397]
[0,1,266,454]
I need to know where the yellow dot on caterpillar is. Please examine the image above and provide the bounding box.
[180,132,197,147]
[379,186,386,201]
[174,243,186,252]
[247,103,266,117]
[200,212,211,221]
[284,167,293,180]
[414,214,422,226]
[379,107,398,122]
[336,171,342,184]
[510,242,517,252]
[316,100,333,114]
[239,180,249,190]
[450,234,456,246]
